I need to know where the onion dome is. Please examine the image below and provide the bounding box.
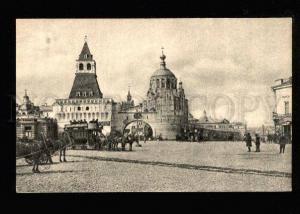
[151,48,176,78]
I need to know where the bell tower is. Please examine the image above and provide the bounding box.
[69,36,103,99]
[76,36,96,74]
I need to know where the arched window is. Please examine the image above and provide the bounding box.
[87,63,91,70]
[79,63,84,70]
[161,79,165,88]
[166,79,170,89]
[156,79,160,88]
[86,106,89,111]
[173,80,177,89]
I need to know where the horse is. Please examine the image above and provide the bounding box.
[50,131,74,162]
[122,133,140,151]
[16,131,74,173]
[106,130,123,151]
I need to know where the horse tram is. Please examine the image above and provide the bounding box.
[64,119,107,150]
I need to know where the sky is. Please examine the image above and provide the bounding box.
[16,18,292,127]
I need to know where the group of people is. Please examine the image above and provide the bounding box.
[244,132,289,154]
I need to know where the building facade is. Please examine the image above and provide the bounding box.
[112,50,189,140]
[52,40,114,133]
[187,110,245,141]
[16,91,58,140]
[271,76,292,141]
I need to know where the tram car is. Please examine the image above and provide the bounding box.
[178,127,242,142]
[64,120,105,150]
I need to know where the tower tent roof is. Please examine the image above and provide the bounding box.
[69,73,103,99]
[78,42,93,61]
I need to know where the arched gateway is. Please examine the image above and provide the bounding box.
[121,112,154,140]
[122,119,154,140]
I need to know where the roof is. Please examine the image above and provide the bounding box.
[198,116,229,124]
[69,73,103,99]
[151,68,176,78]
[271,76,292,90]
[78,42,93,61]
[151,52,176,78]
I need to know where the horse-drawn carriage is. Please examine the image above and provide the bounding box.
[16,130,74,173]
[64,120,106,150]
[64,120,140,151]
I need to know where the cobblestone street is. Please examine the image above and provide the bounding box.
[16,141,292,192]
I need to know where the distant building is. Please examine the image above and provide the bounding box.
[188,110,245,141]
[271,76,292,140]
[52,39,115,133]
[17,90,40,117]
[16,91,58,140]
[120,89,135,111]
[39,103,55,118]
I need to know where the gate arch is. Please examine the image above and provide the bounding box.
[122,119,154,140]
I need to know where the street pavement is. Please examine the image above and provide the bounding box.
[16,141,292,192]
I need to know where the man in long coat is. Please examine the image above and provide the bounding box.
[279,133,288,154]
[245,133,252,152]
[255,133,261,152]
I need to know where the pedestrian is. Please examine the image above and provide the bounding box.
[245,133,252,152]
[279,133,287,154]
[45,138,53,164]
[255,133,260,152]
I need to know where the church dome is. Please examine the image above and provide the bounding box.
[151,49,176,79]
[151,67,176,78]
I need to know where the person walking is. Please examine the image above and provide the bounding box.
[245,133,252,152]
[279,133,287,154]
[255,133,261,152]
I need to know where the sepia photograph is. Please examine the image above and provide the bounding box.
[15,18,292,192]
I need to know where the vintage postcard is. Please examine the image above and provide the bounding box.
[16,18,292,192]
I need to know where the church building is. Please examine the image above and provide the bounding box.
[112,49,189,140]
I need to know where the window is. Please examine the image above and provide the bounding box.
[89,91,93,96]
[87,63,91,70]
[76,92,81,97]
[173,80,176,89]
[78,107,81,111]
[83,92,87,97]
[156,79,160,88]
[25,126,32,131]
[161,79,165,88]
[79,63,84,70]
[86,106,89,111]
[285,101,289,114]
[166,79,170,89]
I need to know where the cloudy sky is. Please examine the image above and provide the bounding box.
[16,18,292,127]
